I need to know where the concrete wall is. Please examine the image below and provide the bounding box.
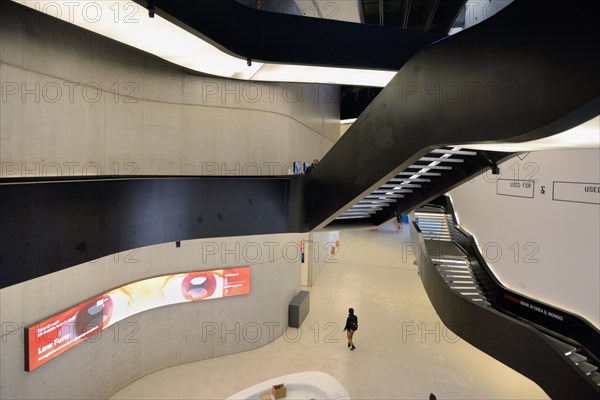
[449,148,600,328]
[0,1,339,178]
[303,231,339,287]
[0,234,302,399]
[0,2,339,399]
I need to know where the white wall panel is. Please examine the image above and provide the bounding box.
[450,148,600,328]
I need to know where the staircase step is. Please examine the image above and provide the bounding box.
[442,278,475,284]
[431,149,478,156]
[445,279,476,284]
[408,164,452,170]
[438,264,470,269]
[568,352,587,364]
[438,269,471,275]
[457,290,483,296]
[398,171,441,176]
[444,280,476,286]
[589,371,600,385]
[437,268,472,274]
[441,275,475,281]
[545,335,577,355]
[444,277,476,283]
[437,264,471,270]
[419,157,465,163]
[431,258,469,265]
[415,206,445,212]
[449,286,479,291]
[461,293,487,300]
[421,230,451,235]
[420,226,450,230]
[578,362,598,375]
[437,269,472,274]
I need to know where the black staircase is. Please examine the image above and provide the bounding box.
[329,147,511,228]
[413,198,600,398]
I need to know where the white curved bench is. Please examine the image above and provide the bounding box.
[226,371,351,400]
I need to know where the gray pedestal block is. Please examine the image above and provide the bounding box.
[288,290,310,328]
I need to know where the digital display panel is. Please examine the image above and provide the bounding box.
[24,267,250,371]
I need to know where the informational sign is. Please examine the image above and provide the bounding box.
[553,181,600,205]
[328,231,340,255]
[496,179,535,198]
[503,293,564,322]
[25,267,250,372]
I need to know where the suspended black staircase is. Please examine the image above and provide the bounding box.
[413,198,600,398]
[328,146,509,228]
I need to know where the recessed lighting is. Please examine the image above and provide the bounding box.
[14,1,396,86]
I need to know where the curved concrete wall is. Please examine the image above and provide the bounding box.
[0,234,302,399]
[0,1,339,178]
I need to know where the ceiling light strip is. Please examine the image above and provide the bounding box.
[14,1,397,86]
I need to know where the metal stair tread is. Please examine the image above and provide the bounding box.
[432,261,469,266]
[457,290,483,296]
[589,371,600,385]
[437,267,472,272]
[568,352,587,364]
[461,293,486,299]
[437,267,471,272]
[578,361,598,375]
[544,334,577,355]
[442,276,475,282]
[446,280,477,285]
[448,286,479,290]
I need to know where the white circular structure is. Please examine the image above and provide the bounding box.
[226,371,351,400]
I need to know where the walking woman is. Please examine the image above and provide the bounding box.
[343,308,358,350]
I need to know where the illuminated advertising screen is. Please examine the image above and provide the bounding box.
[24,267,251,371]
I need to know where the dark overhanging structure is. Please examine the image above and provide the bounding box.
[1,0,599,397]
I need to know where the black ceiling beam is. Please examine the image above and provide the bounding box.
[424,0,440,32]
[402,0,412,28]
[142,0,443,71]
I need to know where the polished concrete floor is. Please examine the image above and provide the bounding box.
[111,225,548,399]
